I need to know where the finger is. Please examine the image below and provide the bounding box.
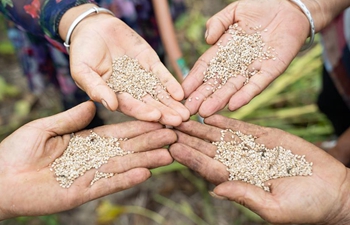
[87,120,166,139]
[66,150,172,192]
[205,3,237,44]
[175,119,223,142]
[206,114,331,164]
[120,128,177,152]
[116,92,162,122]
[150,60,185,101]
[183,31,239,116]
[228,69,277,111]
[135,48,185,102]
[142,95,184,126]
[88,168,152,200]
[30,101,96,136]
[71,63,119,111]
[100,149,173,173]
[151,88,190,122]
[182,46,219,100]
[204,114,268,137]
[184,76,224,116]
[169,143,228,185]
[213,181,274,221]
[198,75,246,117]
[174,130,217,157]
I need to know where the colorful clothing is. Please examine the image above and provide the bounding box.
[1,0,185,110]
[318,8,350,136]
[320,8,350,109]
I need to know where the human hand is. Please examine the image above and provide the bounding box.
[0,101,176,220]
[170,114,350,224]
[183,0,312,117]
[59,4,189,126]
[327,127,350,166]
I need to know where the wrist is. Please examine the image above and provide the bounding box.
[0,207,9,221]
[0,174,10,221]
[330,168,350,225]
[301,0,350,32]
[58,3,98,40]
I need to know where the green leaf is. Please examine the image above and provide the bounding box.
[151,161,187,176]
[14,99,31,117]
[1,0,13,7]
[97,200,165,224]
[0,40,15,55]
[0,76,20,101]
[96,200,125,224]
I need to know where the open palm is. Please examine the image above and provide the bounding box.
[183,0,311,117]
[69,14,189,126]
[170,115,350,224]
[0,101,176,220]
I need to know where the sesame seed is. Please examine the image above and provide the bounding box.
[106,55,167,102]
[213,129,313,192]
[203,23,275,90]
[50,131,133,188]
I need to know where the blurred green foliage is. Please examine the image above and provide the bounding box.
[0,15,14,55]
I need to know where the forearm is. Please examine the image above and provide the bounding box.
[302,0,350,32]
[152,0,184,81]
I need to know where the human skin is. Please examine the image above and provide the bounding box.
[58,4,190,126]
[0,101,176,220]
[169,114,350,224]
[327,127,350,166]
[182,0,350,117]
[152,0,187,82]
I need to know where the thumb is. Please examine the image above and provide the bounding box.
[72,66,119,111]
[32,101,97,136]
[205,3,237,44]
[213,181,272,219]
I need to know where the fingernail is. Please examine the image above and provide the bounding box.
[209,191,228,200]
[101,99,111,111]
[205,29,209,39]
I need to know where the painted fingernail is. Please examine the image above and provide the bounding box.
[101,99,111,111]
[205,29,209,39]
[209,191,228,200]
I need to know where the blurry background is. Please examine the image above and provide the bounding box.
[0,0,332,224]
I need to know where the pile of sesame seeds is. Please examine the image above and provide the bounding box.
[203,23,276,92]
[50,131,133,188]
[213,129,313,192]
[106,55,168,102]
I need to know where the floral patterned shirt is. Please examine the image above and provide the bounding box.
[0,0,96,45]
